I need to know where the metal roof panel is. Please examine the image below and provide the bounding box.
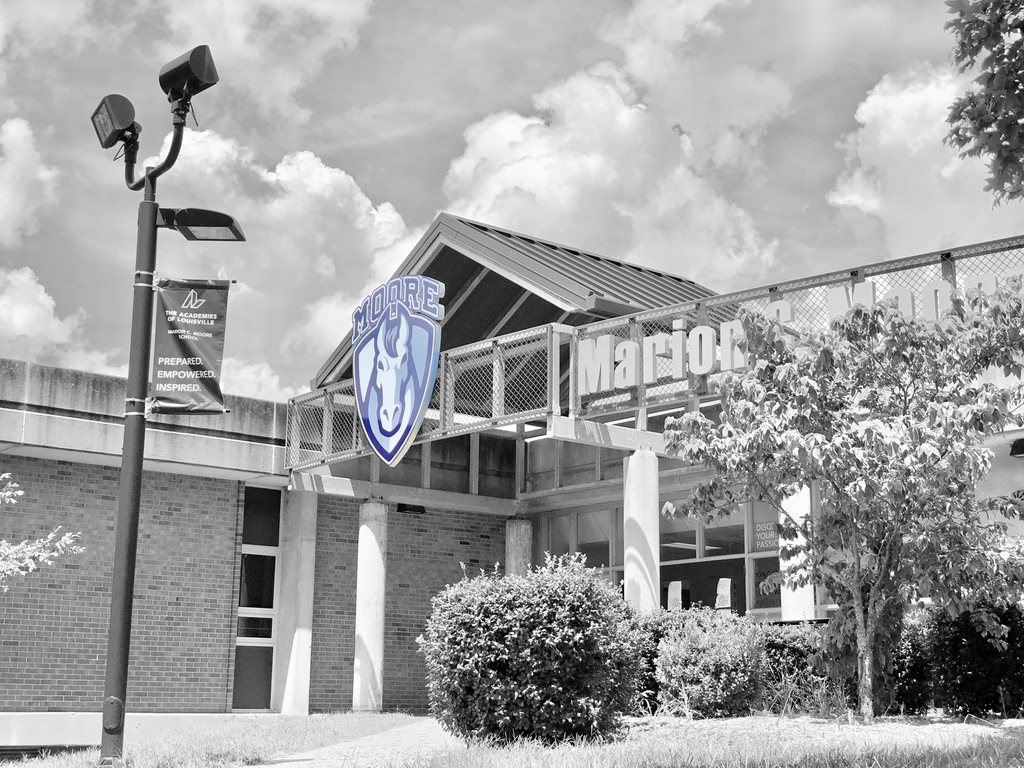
[311,213,717,388]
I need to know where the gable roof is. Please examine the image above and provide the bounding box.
[312,213,716,388]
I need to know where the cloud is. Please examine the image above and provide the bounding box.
[158,0,374,124]
[220,357,304,401]
[280,226,427,366]
[0,266,122,374]
[0,0,94,53]
[600,0,790,172]
[0,118,58,249]
[0,0,112,112]
[828,65,1024,258]
[139,128,415,388]
[442,59,777,289]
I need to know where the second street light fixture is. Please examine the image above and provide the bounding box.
[91,44,244,768]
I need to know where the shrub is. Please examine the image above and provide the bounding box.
[763,622,819,675]
[417,554,642,743]
[890,609,932,715]
[931,604,1024,716]
[631,609,690,715]
[656,607,765,718]
[760,622,845,716]
[630,610,663,715]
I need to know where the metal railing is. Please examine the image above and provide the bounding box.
[287,324,566,470]
[571,236,1024,418]
[286,235,1024,471]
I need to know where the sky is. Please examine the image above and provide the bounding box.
[2,0,1023,401]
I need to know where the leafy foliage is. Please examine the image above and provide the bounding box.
[763,622,821,677]
[630,608,691,714]
[417,554,642,743]
[932,603,1024,715]
[817,600,905,715]
[0,473,83,592]
[663,282,1024,720]
[760,622,848,716]
[891,610,933,715]
[656,607,765,718]
[946,0,1024,204]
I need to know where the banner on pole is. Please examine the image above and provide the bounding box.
[149,278,230,414]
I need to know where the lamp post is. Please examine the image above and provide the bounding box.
[91,45,244,767]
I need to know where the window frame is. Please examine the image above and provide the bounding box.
[232,488,283,712]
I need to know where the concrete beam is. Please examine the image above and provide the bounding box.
[548,415,667,455]
[0,359,287,480]
[289,471,521,516]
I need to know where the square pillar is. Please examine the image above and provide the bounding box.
[623,449,660,612]
[273,487,317,714]
[505,517,533,576]
[353,498,388,710]
[780,486,816,621]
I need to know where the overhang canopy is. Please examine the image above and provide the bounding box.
[312,213,716,389]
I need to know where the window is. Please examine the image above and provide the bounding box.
[658,500,801,620]
[577,509,612,569]
[536,508,623,582]
[233,486,281,710]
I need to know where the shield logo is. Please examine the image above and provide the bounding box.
[353,299,441,467]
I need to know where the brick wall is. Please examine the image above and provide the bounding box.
[308,496,359,712]
[383,508,505,712]
[308,498,505,713]
[0,455,242,713]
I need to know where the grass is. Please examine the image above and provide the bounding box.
[16,711,418,768]
[409,715,1024,768]
[16,713,1024,768]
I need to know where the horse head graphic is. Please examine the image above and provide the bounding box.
[372,310,411,436]
[354,298,441,467]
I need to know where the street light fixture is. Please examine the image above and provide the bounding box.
[91,45,243,768]
[158,207,245,241]
[90,95,138,150]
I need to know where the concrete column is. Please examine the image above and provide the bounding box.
[780,485,816,621]
[272,488,317,714]
[623,449,660,612]
[353,498,388,710]
[505,517,533,576]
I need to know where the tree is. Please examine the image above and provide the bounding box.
[946,0,1024,204]
[663,282,1024,721]
[0,473,83,592]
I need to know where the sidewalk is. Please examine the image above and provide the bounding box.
[260,717,464,768]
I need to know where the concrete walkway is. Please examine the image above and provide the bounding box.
[260,717,464,768]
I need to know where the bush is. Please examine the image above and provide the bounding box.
[630,609,691,715]
[656,607,765,718]
[891,609,932,715]
[417,554,642,743]
[630,610,663,715]
[931,604,1024,716]
[760,622,846,716]
[763,622,819,675]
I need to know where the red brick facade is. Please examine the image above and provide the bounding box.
[2,453,508,716]
[0,455,242,713]
[309,499,505,713]
[308,495,360,713]
[383,508,506,712]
